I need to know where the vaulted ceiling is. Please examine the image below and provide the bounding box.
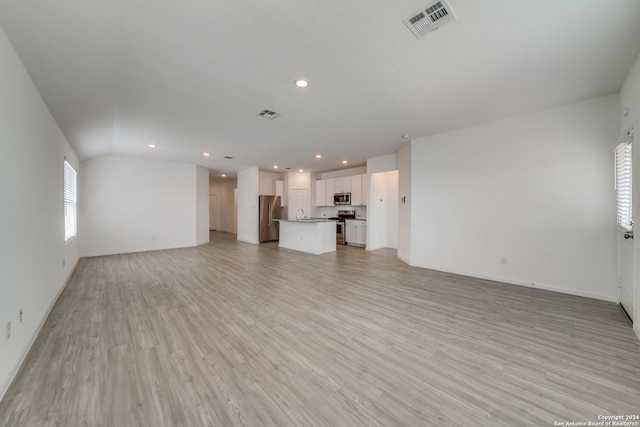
[1,0,639,176]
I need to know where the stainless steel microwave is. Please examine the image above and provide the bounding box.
[334,192,351,205]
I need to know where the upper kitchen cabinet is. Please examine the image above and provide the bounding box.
[315,179,327,207]
[351,175,362,206]
[342,176,352,193]
[350,174,368,206]
[325,178,335,206]
[334,176,351,193]
[315,170,366,207]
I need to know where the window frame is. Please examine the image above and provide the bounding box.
[64,160,77,242]
[615,138,633,232]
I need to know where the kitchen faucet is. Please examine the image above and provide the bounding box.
[296,208,304,220]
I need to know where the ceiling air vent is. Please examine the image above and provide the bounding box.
[403,0,457,39]
[223,156,234,159]
[258,109,281,120]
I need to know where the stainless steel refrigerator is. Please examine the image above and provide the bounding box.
[259,195,281,242]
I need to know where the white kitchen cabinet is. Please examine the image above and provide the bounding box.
[332,177,342,193]
[341,176,351,193]
[345,219,366,246]
[350,174,362,206]
[333,176,351,194]
[326,178,335,206]
[357,222,367,245]
[345,221,356,244]
[279,220,337,254]
[315,180,326,207]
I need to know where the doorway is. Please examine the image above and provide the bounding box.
[368,170,399,250]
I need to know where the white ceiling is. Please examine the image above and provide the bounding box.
[1,0,640,176]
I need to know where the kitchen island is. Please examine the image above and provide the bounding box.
[277,219,336,254]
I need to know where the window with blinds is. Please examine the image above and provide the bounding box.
[64,160,77,241]
[615,141,632,231]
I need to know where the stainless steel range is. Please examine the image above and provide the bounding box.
[336,210,356,245]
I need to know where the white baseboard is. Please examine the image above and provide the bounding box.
[80,243,195,258]
[0,258,79,402]
[408,261,618,303]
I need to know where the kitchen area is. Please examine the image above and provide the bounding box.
[311,170,368,249]
[214,162,397,254]
[255,167,369,254]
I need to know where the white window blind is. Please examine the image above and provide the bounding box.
[615,140,632,231]
[64,160,77,241]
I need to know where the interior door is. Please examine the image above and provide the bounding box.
[209,194,219,231]
[289,189,309,219]
[618,234,634,321]
[616,128,635,322]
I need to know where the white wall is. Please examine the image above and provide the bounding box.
[406,94,619,301]
[258,170,283,195]
[79,155,206,256]
[237,167,259,244]
[288,171,310,189]
[620,50,640,337]
[0,25,79,399]
[195,166,210,246]
[209,178,237,234]
[367,154,397,174]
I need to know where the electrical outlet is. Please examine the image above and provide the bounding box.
[6,321,10,341]
[19,308,23,323]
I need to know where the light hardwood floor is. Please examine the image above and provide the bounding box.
[1,231,639,426]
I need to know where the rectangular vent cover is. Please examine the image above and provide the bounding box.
[258,109,281,120]
[404,0,456,39]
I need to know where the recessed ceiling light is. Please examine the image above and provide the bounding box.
[299,169,304,172]
[402,134,410,139]
[148,144,157,148]
[315,154,322,159]
[221,174,226,177]
[342,160,348,164]
[294,79,308,88]
[274,165,279,169]
[203,152,210,157]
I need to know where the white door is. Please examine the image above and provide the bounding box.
[615,128,634,322]
[618,235,634,320]
[209,194,219,231]
[289,189,309,219]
